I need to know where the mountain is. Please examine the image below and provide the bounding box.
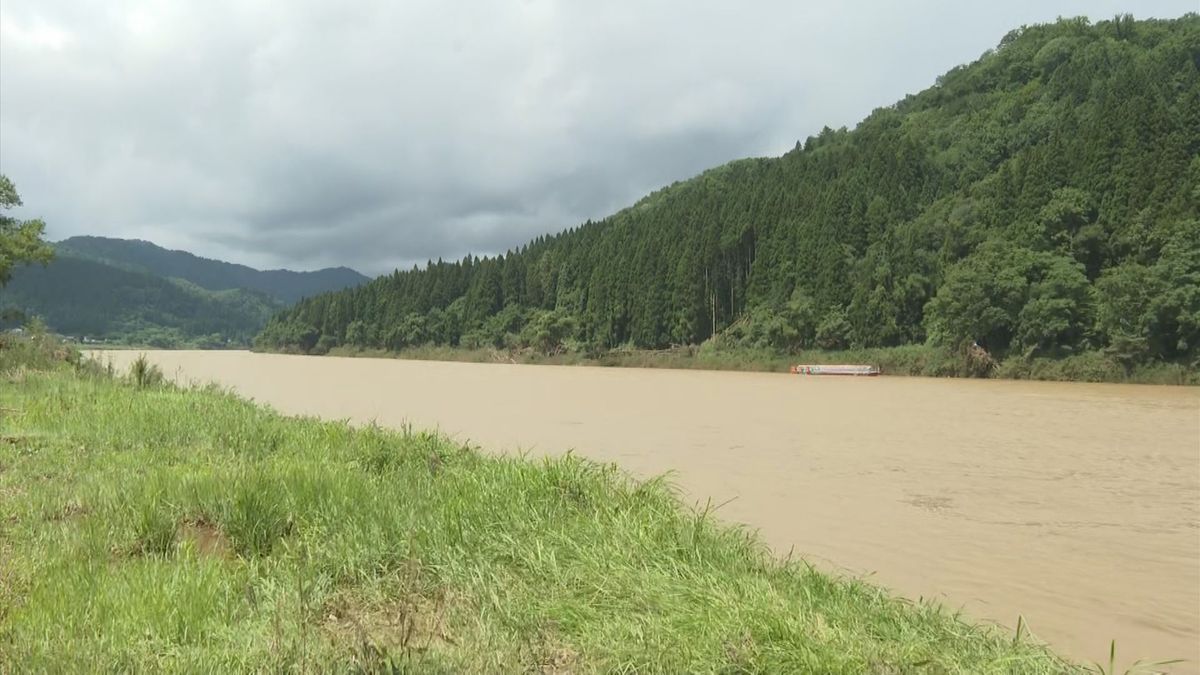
[0,238,369,347]
[264,15,1199,366]
[56,236,369,304]
[0,253,282,347]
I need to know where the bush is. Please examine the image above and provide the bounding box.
[0,318,80,374]
[518,310,578,354]
[995,351,1124,382]
[312,334,339,355]
[129,354,164,388]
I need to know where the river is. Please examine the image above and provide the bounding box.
[96,350,1200,670]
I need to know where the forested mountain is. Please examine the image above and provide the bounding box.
[0,253,282,347]
[57,236,369,304]
[258,15,1200,369]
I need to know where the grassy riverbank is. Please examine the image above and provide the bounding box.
[319,343,1198,385]
[0,349,1087,672]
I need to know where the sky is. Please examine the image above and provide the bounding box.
[1,1,1195,275]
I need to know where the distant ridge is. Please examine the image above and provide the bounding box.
[0,237,370,347]
[56,236,369,304]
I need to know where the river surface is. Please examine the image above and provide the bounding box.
[98,350,1200,670]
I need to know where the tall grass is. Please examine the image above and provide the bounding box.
[0,368,1091,672]
[0,321,108,378]
[128,353,164,388]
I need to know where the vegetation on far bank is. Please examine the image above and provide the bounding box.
[0,331,1101,673]
[0,254,281,347]
[258,16,1200,380]
[0,177,272,347]
[0,208,369,348]
[286,340,1196,386]
[0,236,371,348]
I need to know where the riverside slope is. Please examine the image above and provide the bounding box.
[100,350,1200,671]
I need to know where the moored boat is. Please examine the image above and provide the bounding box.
[789,364,880,376]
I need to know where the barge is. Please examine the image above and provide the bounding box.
[789,364,880,376]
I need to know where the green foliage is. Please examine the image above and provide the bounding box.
[344,319,369,347]
[257,16,1200,374]
[129,353,164,388]
[722,290,818,351]
[815,307,853,350]
[1,229,367,347]
[1095,222,1200,365]
[519,309,578,354]
[0,175,54,287]
[312,333,339,355]
[0,318,70,373]
[924,240,1092,356]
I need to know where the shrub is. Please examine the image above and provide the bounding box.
[129,354,164,388]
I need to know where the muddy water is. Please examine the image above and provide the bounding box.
[99,350,1200,670]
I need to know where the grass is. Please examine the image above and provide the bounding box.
[129,352,165,388]
[0,346,1089,673]
[0,329,82,374]
[323,342,1198,385]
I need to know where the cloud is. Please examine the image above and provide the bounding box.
[1,0,1194,274]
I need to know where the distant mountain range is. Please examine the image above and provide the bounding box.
[56,236,369,305]
[0,236,369,347]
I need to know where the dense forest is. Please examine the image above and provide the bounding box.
[258,16,1200,372]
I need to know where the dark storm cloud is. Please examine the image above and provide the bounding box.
[210,121,772,272]
[1,1,1195,275]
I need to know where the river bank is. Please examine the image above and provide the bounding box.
[0,350,1084,672]
[304,342,1199,385]
[93,349,1200,669]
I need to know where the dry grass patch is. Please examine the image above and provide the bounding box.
[176,518,234,559]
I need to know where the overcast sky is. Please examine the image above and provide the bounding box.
[1,1,1194,275]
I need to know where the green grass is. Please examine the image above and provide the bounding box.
[0,360,1085,672]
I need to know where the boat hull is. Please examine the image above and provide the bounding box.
[789,364,880,376]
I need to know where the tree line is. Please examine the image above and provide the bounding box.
[257,15,1200,369]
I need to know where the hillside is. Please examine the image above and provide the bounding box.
[0,253,282,347]
[256,15,1200,374]
[56,236,369,304]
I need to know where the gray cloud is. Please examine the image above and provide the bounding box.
[1,0,1194,275]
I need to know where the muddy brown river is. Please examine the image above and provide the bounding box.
[98,350,1200,670]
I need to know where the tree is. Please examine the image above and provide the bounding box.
[1038,187,1095,251]
[1095,222,1200,363]
[925,240,1091,356]
[1095,262,1160,365]
[1151,223,1200,359]
[815,306,852,350]
[344,320,369,347]
[0,175,54,286]
[252,16,1200,366]
[924,242,1028,352]
[1013,254,1092,354]
[520,309,577,354]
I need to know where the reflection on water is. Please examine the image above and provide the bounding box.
[98,350,1200,671]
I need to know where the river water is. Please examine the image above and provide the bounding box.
[97,350,1200,670]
